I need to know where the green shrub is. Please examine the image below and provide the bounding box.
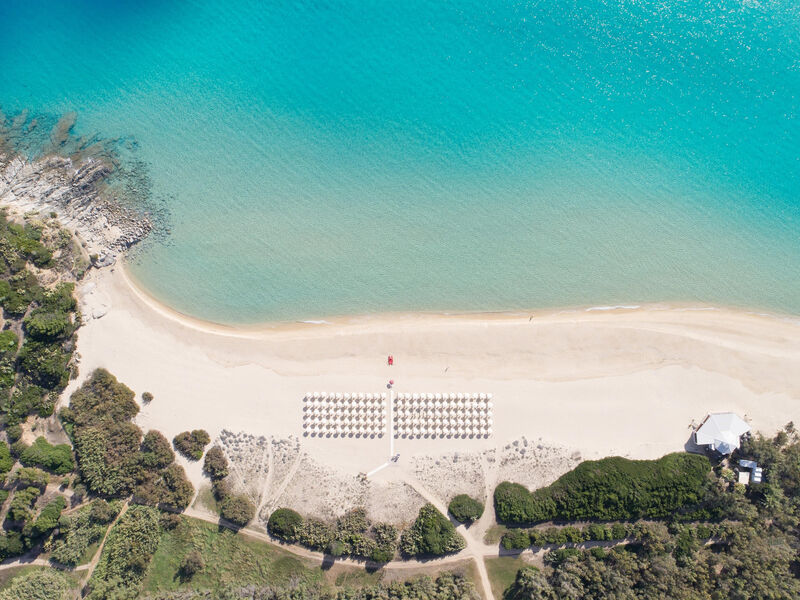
[62,369,142,497]
[173,429,211,460]
[0,531,24,560]
[399,503,465,557]
[11,466,49,489]
[495,453,712,525]
[180,550,204,578]
[18,436,74,474]
[89,499,118,524]
[448,493,484,524]
[220,493,256,527]
[502,528,532,550]
[268,508,303,541]
[139,430,175,470]
[7,486,41,522]
[133,463,194,511]
[203,446,229,480]
[0,441,14,476]
[16,340,71,390]
[30,495,67,537]
[5,424,22,444]
[142,391,153,403]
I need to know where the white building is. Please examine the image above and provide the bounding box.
[694,412,751,455]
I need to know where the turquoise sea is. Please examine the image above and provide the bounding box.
[1,0,798,323]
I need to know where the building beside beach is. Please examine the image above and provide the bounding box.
[694,412,751,455]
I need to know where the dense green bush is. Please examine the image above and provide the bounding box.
[139,430,175,470]
[134,463,194,511]
[17,340,71,390]
[269,507,398,562]
[7,486,41,523]
[0,330,18,391]
[203,446,229,480]
[501,528,531,550]
[29,495,66,538]
[61,369,141,496]
[22,284,76,342]
[268,508,303,541]
[494,453,712,525]
[0,531,24,560]
[18,436,74,474]
[399,503,465,557]
[0,441,13,477]
[220,494,256,527]
[10,466,48,489]
[173,429,211,460]
[448,494,484,524]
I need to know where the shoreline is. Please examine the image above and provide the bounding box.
[120,259,800,338]
[71,259,800,522]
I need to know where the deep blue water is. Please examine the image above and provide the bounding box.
[1,0,798,322]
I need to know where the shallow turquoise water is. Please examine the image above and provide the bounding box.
[1,0,799,323]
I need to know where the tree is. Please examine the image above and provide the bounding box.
[173,430,211,461]
[18,436,74,474]
[506,566,557,600]
[220,494,255,528]
[268,508,303,541]
[203,446,228,480]
[142,391,153,403]
[140,430,175,469]
[448,494,484,524]
[399,503,465,557]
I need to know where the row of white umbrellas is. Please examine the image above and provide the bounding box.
[394,428,492,439]
[304,405,384,415]
[305,392,387,401]
[396,392,492,401]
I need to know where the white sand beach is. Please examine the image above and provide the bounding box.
[68,263,800,523]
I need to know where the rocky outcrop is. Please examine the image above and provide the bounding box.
[0,148,152,262]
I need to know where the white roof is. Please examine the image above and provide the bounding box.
[695,413,750,454]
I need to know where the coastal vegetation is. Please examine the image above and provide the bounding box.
[51,499,121,566]
[495,427,800,599]
[60,368,194,509]
[448,494,484,525]
[0,212,81,427]
[494,453,711,525]
[143,513,478,599]
[400,503,465,558]
[173,429,210,461]
[202,445,229,479]
[268,507,398,563]
[16,436,74,474]
[86,505,162,599]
